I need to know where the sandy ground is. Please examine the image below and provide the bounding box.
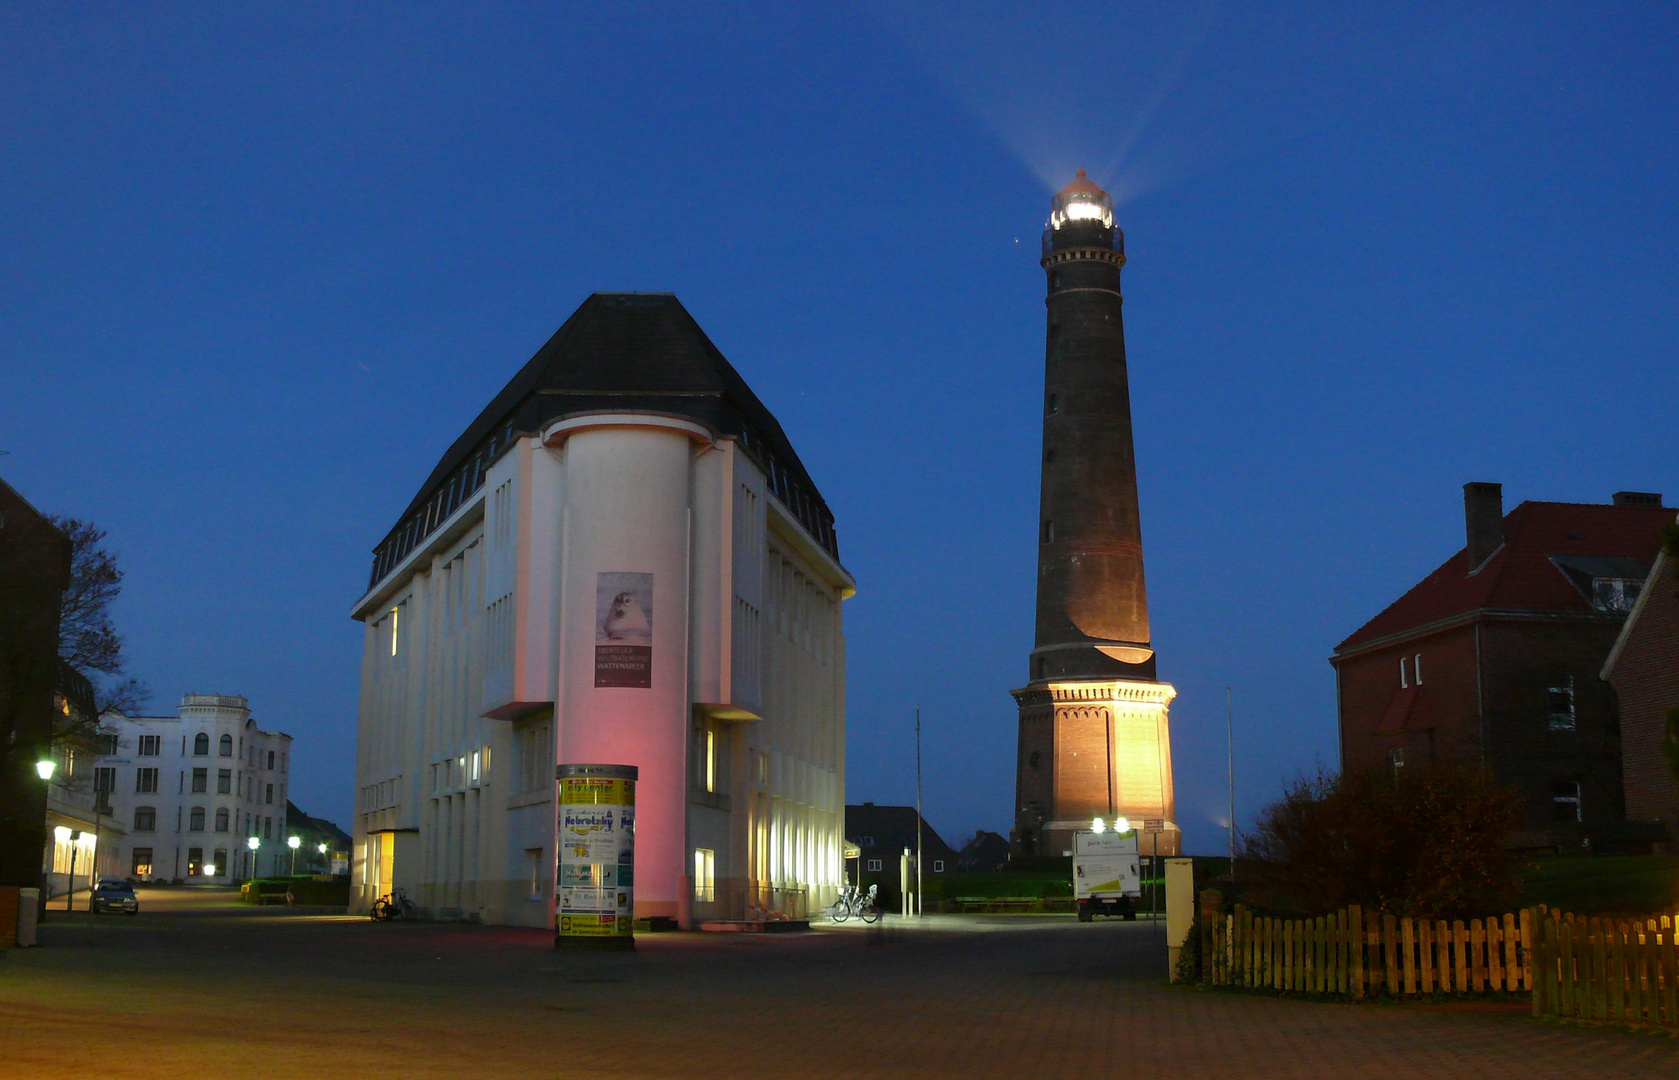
[2,888,1676,1079]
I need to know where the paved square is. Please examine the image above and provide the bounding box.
[3,889,1676,1078]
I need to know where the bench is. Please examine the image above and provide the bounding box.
[256,891,290,906]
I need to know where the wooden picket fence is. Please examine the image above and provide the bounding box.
[1530,909,1679,1026]
[1200,900,1534,998]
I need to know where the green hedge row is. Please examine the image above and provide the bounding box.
[238,875,350,906]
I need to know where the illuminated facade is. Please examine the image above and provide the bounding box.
[1012,172,1179,859]
[91,694,293,884]
[350,293,853,928]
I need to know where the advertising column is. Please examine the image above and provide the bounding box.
[555,763,637,949]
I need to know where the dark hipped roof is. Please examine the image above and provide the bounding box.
[1335,500,1673,654]
[367,293,839,589]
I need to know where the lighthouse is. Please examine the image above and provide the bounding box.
[1011,171,1179,859]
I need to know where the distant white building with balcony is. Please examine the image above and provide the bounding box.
[92,694,294,883]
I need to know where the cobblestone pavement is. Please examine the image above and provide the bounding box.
[3,892,1677,1079]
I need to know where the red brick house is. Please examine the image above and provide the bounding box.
[1602,517,1679,841]
[1331,483,1671,850]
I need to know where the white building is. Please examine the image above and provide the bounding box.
[93,694,294,883]
[351,293,853,928]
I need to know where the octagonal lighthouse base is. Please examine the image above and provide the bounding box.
[1011,678,1179,860]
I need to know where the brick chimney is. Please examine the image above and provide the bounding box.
[1612,491,1664,508]
[1463,482,1504,571]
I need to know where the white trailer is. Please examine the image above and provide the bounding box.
[1073,830,1140,921]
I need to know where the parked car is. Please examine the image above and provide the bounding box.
[89,878,139,915]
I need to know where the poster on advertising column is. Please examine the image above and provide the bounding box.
[594,571,653,688]
[556,764,636,948]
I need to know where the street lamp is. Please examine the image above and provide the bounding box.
[246,836,260,885]
[287,835,300,875]
[63,829,82,911]
[36,759,56,781]
[317,842,328,872]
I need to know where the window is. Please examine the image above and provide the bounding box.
[693,848,715,903]
[1399,657,1408,688]
[215,808,229,832]
[867,858,882,872]
[212,849,227,876]
[1047,393,1058,415]
[933,860,945,873]
[187,848,203,876]
[1389,747,1405,774]
[263,817,272,839]
[94,766,115,794]
[189,807,205,831]
[99,732,119,755]
[471,750,481,785]
[133,806,156,832]
[267,751,276,770]
[266,783,274,804]
[219,733,233,756]
[1548,675,1576,730]
[390,605,401,657]
[131,848,153,876]
[281,752,288,774]
[1592,577,1642,613]
[249,747,259,769]
[193,733,209,755]
[217,769,232,794]
[525,848,545,898]
[1553,781,1582,822]
[191,768,208,793]
[1413,654,1422,685]
[1042,519,1055,544]
[139,735,160,756]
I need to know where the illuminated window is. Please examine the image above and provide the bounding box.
[1553,780,1581,822]
[693,848,715,903]
[139,735,160,757]
[187,848,203,876]
[217,769,232,794]
[705,729,716,794]
[189,807,205,831]
[191,768,207,793]
[133,806,156,832]
[131,848,153,876]
[215,808,229,832]
[471,750,481,785]
[1548,675,1576,730]
[193,733,209,755]
[526,848,545,898]
[390,606,401,657]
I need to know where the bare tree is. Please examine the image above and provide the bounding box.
[49,517,151,737]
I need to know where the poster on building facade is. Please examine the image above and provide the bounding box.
[556,770,636,942]
[594,571,653,688]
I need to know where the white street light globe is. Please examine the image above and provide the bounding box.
[36,760,55,781]
[247,836,260,851]
[287,836,300,850]
[1091,817,1106,834]
[1114,816,1131,833]
[203,864,216,876]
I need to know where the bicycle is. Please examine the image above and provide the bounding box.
[827,883,860,923]
[856,884,882,925]
[369,887,415,922]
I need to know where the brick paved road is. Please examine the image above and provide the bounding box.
[2,890,1676,1079]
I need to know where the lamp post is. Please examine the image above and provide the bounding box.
[65,830,82,912]
[246,836,260,886]
[317,842,328,872]
[287,835,301,875]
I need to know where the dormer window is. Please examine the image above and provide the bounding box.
[1592,577,1641,613]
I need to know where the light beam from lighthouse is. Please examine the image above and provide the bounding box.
[1011,169,1179,861]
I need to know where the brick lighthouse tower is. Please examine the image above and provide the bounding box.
[1011,170,1178,859]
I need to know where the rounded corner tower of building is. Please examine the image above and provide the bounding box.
[1013,170,1179,860]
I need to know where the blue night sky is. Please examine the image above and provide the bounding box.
[3,4,1675,853]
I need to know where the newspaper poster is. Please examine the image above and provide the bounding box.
[594,571,652,688]
[556,772,636,941]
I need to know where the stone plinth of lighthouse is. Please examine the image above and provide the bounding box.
[1011,170,1178,860]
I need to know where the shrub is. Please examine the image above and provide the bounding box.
[1240,764,1522,919]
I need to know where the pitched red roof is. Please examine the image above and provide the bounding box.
[1336,501,1672,654]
